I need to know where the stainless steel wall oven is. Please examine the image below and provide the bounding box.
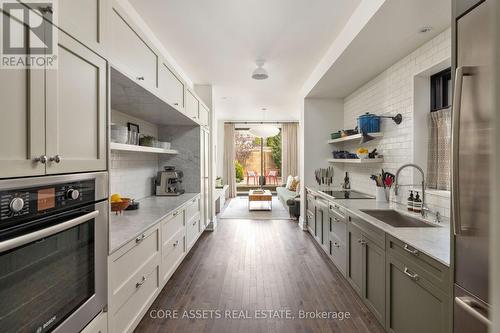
[0,172,108,333]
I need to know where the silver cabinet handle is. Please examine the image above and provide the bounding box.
[173,240,179,247]
[452,66,476,236]
[455,296,491,326]
[135,234,146,243]
[0,210,98,252]
[404,267,419,281]
[333,217,340,223]
[136,76,145,81]
[49,155,61,163]
[173,211,179,217]
[174,103,179,106]
[193,220,198,226]
[34,155,47,164]
[403,244,418,255]
[136,276,146,288]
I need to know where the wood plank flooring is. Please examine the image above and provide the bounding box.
[134,218,384,333]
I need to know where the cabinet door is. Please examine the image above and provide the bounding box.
[45,30,107,174]
[203,130,210,226]
[158,61,184,111]
[59,0,107,55]
[363,238,386,326]
[199,104,210,127]
[185,90,199,120]
[110,5,157,90]
[0,10,45,178]
[347,224,363,295]
[386,255,449,333]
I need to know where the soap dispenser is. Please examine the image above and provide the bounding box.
[407,191,414,212]
[413,191,422,214]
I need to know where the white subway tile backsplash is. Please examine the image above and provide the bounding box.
[342,28,451,216]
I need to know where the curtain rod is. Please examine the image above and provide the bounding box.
[224,121,298,124]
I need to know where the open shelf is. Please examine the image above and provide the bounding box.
[327,158,384,164]
[110,142,179,155]
[327,132,383,144]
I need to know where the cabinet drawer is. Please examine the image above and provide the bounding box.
[109,227,160,299]
[329,211,346,243]
[81,311,107,333]
[162,228,186,283]
[329,233,346,276]
[162,209,184,241]
[386,235,449,292]
[186,213,201,248]
[185,197,200,222]
[306,194,315,211]
[348,214,385,248]
[111,6,157,90]
[158,61,184,110]
[111,264,160,333]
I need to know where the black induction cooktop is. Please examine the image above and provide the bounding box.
[319,190,374,199]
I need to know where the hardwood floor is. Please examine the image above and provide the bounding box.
[134,219,384,333]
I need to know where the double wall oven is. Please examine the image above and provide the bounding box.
[0,172,108,333]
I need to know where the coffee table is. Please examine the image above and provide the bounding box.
[248,189,272,211]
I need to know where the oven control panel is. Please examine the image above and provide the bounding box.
[0,180,95,222]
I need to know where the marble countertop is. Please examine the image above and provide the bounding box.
[308,188,450,266]
[109,193,200,254]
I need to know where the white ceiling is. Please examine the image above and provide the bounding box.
[306,0,451,98]
[128,0,362,121]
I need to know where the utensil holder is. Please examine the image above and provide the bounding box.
[376,187,389,202]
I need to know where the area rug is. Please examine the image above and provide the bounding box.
[220,197,291,220]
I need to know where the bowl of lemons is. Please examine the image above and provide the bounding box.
[356,148,369,159]
[110,194,131,214]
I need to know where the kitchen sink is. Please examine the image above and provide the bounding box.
[360,209,437,228]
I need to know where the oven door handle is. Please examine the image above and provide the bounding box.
[0,210,99,253]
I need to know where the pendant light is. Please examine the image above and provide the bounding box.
[249,125,280,138]
[252,59,269,80]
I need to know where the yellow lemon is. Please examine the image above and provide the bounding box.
[111,193,122,203]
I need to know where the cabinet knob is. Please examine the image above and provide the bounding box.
[136,76,145,81]
[49,155,61,163]
[34,155,47,164]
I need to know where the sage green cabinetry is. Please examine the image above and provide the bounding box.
[385,235,450,333]
[306,190,316,235]
[347,216,386,326]
[316,198,329,250]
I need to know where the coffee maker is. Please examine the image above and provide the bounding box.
[155,166,185,196]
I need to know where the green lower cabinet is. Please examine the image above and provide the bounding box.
[363,238,386,326]
[386,254,450,333]
[347,224,363,296]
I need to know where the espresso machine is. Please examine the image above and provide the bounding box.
[155,166,185,196]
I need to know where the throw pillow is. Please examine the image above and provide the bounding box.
[285,175,293,189]
[289,179,299,192]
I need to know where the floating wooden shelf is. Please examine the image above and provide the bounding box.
[327,132,383,144]
[110,142,178,154]
[327,158,384,164]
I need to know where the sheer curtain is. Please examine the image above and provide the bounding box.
[427,108,452,190]
[281,123,298,179]
[223,123,237,198]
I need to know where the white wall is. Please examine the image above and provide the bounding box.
[341,28,451,216]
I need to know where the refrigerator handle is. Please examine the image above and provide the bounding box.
[455,296,491,326]
[451,66,475,235]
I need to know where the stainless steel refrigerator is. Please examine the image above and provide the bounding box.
[452,0,493,331]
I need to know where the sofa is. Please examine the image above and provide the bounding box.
[276,185,300,218]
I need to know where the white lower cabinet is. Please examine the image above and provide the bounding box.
[108,225,160,333]
[81,311,107,333]
[108,195,202,333]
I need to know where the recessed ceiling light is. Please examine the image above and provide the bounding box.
[252,59,269,80]
[419,26,433,33]
[261,107,267,111]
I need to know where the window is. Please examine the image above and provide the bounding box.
[430,68,452,111]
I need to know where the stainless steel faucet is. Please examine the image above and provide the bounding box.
[394,163,427,217]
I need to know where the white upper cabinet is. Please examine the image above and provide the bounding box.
[110,4,157,90]
[199,104,210,127]
[185,90,199,120]
[0,10,45,178]
[158,61,184,111]
[45,31,107,174]
[58,0,108,55]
